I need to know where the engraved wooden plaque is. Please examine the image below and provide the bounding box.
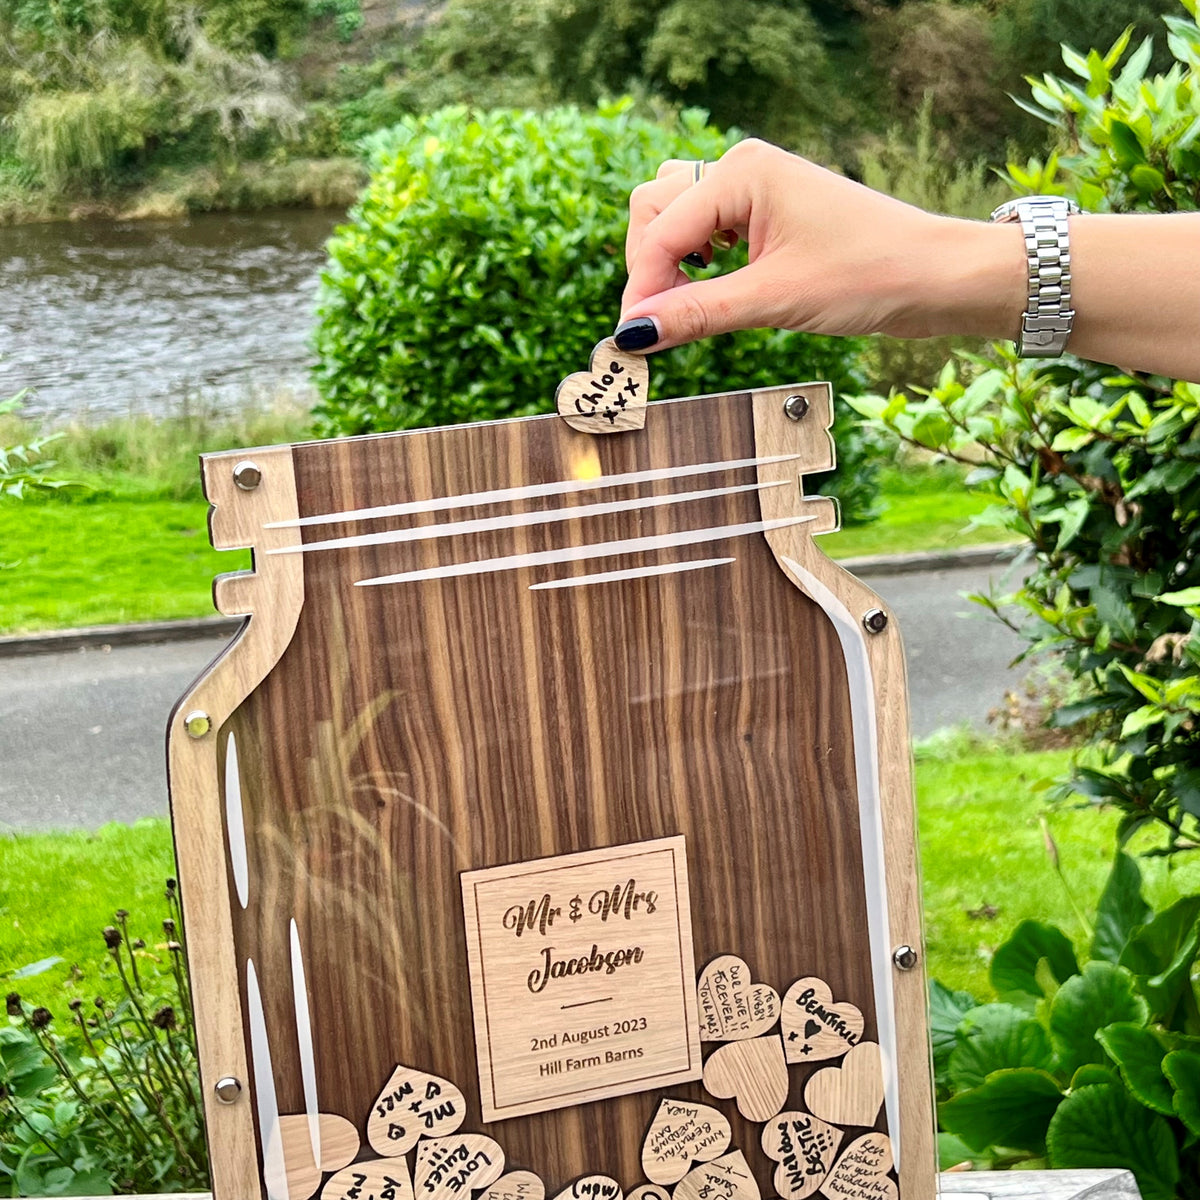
[167,360,935,1200]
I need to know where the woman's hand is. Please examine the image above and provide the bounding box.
[615,138,1026,353]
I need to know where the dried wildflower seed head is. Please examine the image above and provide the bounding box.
[68,998,83,1012]
[94,996,105,1009]
[30,1007,51,1030]
[162,918,176,934]
[167,941,183,953]
[115,909,128,922]
[102,926,122,950]
[165,878,177,893]
[5,992,22,1017]
[132,938,145,949]
[152,1005,177,1031]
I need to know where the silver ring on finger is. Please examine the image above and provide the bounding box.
[692,160,706,185]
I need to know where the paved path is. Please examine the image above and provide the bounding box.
[0,562,1028,831]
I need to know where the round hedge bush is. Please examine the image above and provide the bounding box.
[312,101,881,521]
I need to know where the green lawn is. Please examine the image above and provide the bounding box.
[0,463,1011,635]
[3,741,1194,1019]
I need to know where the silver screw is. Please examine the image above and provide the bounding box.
[232,460,262,491]
[214,1076,242,1104]
[783,394,810,421]
[863,608,888,634]
[893,945,919,971]
[183,710,211,739]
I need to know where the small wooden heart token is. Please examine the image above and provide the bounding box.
[697,955,780,1041]
[414,1135,505,1200]
[368,1064,465,1156]
[781,978,864,1065]
[552,1177,623,1200]
[626,1187,671,1200]
[673,1151,761,1200]
[480,1173,544,1200]
[761,1111,843,1200]
[702,1034,789,1121]
[804,1042,884,1129]
[322,1160,414,1200]
[556,338,648,433]
[273,1112,361,1200]
[641,1097,732,1184]
[820,1132,896,1200]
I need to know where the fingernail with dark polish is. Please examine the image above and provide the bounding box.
[613,317,660,351]
[682,252,706,268]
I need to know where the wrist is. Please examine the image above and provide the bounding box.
[885,215,1027,342]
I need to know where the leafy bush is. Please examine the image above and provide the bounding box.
[312,102,882,522]
[853,11,1200,852]
[0,885,207,1196]
[933,851,1199,1199]
[0,393,69,502]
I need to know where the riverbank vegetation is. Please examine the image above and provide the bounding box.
[0,0,1182,224]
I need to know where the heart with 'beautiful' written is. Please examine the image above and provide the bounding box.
[820,1132,896,1200]
[803,1042,884,1129]
[780,978,864,1065]
[760,1111,842,1200]
[367,1064,465,1156]
[322,1159,414,1200]
[697,954,780,1041]
[414,1134,505,1200]
[641,1097,731,1184]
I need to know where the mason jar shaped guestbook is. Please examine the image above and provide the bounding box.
[167,340,936,1200]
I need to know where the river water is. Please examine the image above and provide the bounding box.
[0,208,343,424]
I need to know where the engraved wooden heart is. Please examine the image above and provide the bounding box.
[673,1151,761,1200]
[820,1132,896,1200]
[555,338,648,433]
[274,1112,361,1200]
[551,1176,623,1200]
[626,1186,671,1200]
[368,1063,466,1156]
[481,1172,545,1200]
[781,978,864,1065]
[697,954,780,1041]
[701,1034,789,1121]
[760,1111,843,1200]
[414,1134,505,1200]
[803,1042,884,1128]
[641,1097,732,1184]
[322,1160,414,1200]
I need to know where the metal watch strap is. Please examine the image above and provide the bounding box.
[990,196,1081,358]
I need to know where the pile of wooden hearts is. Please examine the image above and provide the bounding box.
[691,955,895,1200]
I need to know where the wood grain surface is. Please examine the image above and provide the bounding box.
[182,385,932,1198]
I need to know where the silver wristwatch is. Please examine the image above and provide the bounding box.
[990,196,1082,357]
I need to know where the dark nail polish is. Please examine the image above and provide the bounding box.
[682,252,706,268]
[613,317,659,352]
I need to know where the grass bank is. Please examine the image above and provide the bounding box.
[3,737,1194,1020]
[0,409,1011,634]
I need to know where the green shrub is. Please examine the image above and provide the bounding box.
[312,102,882,521]
[1,887,207,1196]
[933,851,1199,1198]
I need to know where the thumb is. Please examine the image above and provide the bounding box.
[614,265,779,353]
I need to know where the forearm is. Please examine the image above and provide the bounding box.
[914,212,1200,382]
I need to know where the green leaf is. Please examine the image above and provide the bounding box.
[1157,586,1200,606]
[1129,164,1166,194]
[929,978,978,1071]
[1109,119,1147,166]
[1096,1023,1174,1114]
[948,1004,1055,1091]
[937,1132,977,1170]
[1046,1083,1180,1200]
[1091,851,1151,963]
[1163,1049,1200,1134]
[1120,897,1200,1023]
[939,1068,1063,1153]
[1071,1063,1118,1088]
[1049,961,1149,1076]
[991,919,1081,998]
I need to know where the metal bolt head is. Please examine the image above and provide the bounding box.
[783,394,810,421]
[214,1076,242,1104]
[862,608,888,634]
[232,460,262,491]
[183,710,211,739]
[893,944,919,971]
